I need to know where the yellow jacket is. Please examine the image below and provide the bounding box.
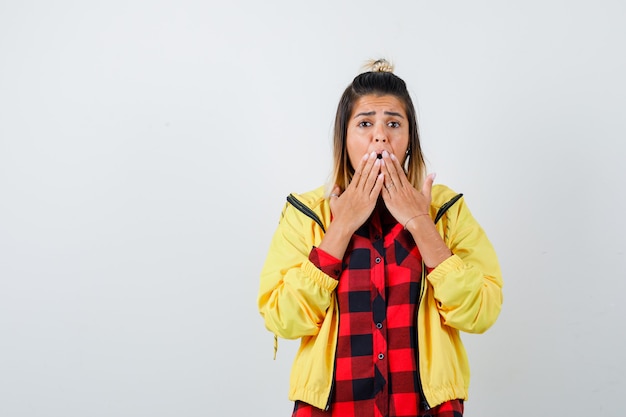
[258,184,503,410]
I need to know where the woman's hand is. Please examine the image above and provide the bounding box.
[380,150,451,268]
[380,150,433,226]
[330,151,385,234]
[318,151,384,261]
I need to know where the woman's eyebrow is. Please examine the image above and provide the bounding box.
[353,111,405,119]
[384,111,405,118]
[353,111,376,118]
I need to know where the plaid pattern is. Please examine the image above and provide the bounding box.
[293,400,463,417]
[293,205,463,417]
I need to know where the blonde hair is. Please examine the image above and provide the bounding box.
[363,58,395,73]
[329,59,425,193]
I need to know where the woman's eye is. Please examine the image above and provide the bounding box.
[358,121,372,128]
[388,121,400,128]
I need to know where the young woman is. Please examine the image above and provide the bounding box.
[258,59,503,417]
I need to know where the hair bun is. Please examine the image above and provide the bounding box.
[363,58,395,73]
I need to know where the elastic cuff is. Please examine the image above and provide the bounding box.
[426,254,465,283]
[302,259,339,292]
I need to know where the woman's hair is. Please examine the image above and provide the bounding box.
[330,59,425,192]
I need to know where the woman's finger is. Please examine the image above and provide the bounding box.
[389,152,408,187]
[350,153,369,189]
[371,172,385,198]
[421,173,436,203]
[361,156,382,194]
[352,152,378,189]
[381,150,405,191]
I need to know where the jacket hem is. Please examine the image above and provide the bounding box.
[289,387,330,411]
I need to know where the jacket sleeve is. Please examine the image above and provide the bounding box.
[426,197,503,334]
[258,203,338,340]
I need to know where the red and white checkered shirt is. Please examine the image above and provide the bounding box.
[293,205,463,417]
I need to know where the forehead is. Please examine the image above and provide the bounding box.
[351,94,406,116]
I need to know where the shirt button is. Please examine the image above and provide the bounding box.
[378,353,385,360]
[375,257,381,264]
[376,322,383,329]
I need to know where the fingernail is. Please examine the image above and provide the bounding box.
[374,158,381,166]
[431,173,437,180]
[370,151,377,158]
[362,153,369,161]
[390,153,397,161]
[382,150,389,157]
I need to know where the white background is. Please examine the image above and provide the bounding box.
[1,1,625,416]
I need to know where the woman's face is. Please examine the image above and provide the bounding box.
[346,94,410,171]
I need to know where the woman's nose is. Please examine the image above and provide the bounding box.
[373,125,387,142]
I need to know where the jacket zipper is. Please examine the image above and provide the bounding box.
[286,194,326,233]
[415,193,463,411]
[325,336,338,410]
[286,193,335,408]
[434,193,463,223]
[416,263,431,411]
